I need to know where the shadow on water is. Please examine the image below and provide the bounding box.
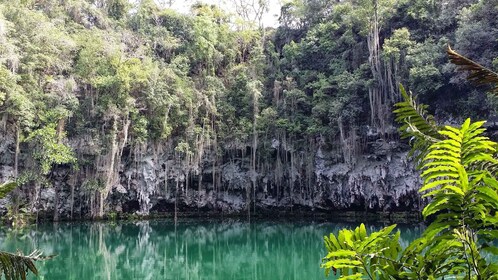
[0,219,423,280]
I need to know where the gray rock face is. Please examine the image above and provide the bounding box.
[0,138,422,220]
[315,151,420,211]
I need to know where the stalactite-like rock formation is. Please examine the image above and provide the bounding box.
[0,129,421,219]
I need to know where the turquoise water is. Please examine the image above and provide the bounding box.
[0,219,422,280]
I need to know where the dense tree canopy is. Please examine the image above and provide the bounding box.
[0,0,496,218]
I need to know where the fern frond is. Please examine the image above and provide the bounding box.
[394,84,440,139]
[447,45,498,95]
[475,161,498,178]
[394,85,442,165]
[321,224,401,278]
[420,119,498,237]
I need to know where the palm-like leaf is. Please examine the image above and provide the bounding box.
[447,45,498,94]
[0,250,53,280]
[0,182,53,280]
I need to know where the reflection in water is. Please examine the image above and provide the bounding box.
[0,220,423,280]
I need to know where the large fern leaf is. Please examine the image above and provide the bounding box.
[402,119,498,278]
[393,84,442,165]
[420,119,498,230]
[447,45,498,94]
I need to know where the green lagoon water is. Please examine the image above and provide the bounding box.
[0,219,422,280]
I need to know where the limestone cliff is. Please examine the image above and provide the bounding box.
[0,129,422,220]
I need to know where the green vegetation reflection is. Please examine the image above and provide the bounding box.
[0,220,421,280]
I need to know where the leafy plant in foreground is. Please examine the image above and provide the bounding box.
[322,224,401,279]
[322,117,498,279]
[401,118,498,279]
[0,182,53,280]
[447,46,498,95]
[393,84,442,166]
[323,47,498,279]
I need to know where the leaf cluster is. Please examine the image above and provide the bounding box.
[325,50,498,277]
[0,250,54,280]
[322,224,401,279]
[447,46,498,95]
[323,117,498,279]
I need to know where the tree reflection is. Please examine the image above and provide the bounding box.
[0,220,422,280]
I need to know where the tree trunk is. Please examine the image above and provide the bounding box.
[70,182,74,220]
[175,179,179,223]
[100,116,119,218]
[14,124,19,178]
[164,160,168,197]
[53,184,59,222]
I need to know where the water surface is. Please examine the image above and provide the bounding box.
[0,219,422,280]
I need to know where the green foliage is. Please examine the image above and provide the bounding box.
[0,181,53,279]
[322,224,401,279]
[0,0,496,219]
[419,119,497,220]
[323,117,498,279]
[383,28,413,62]
[0,250,44,280]
[454,1,498,80]
[393,84,441,165]
[412,119,498,279]
[448,46,498,95]
[329,42,498,278]
[405,39,445,98]
[26,123,77,175]
[0,182,17,199]
[326,39,498,276]
[105,0,130,20]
